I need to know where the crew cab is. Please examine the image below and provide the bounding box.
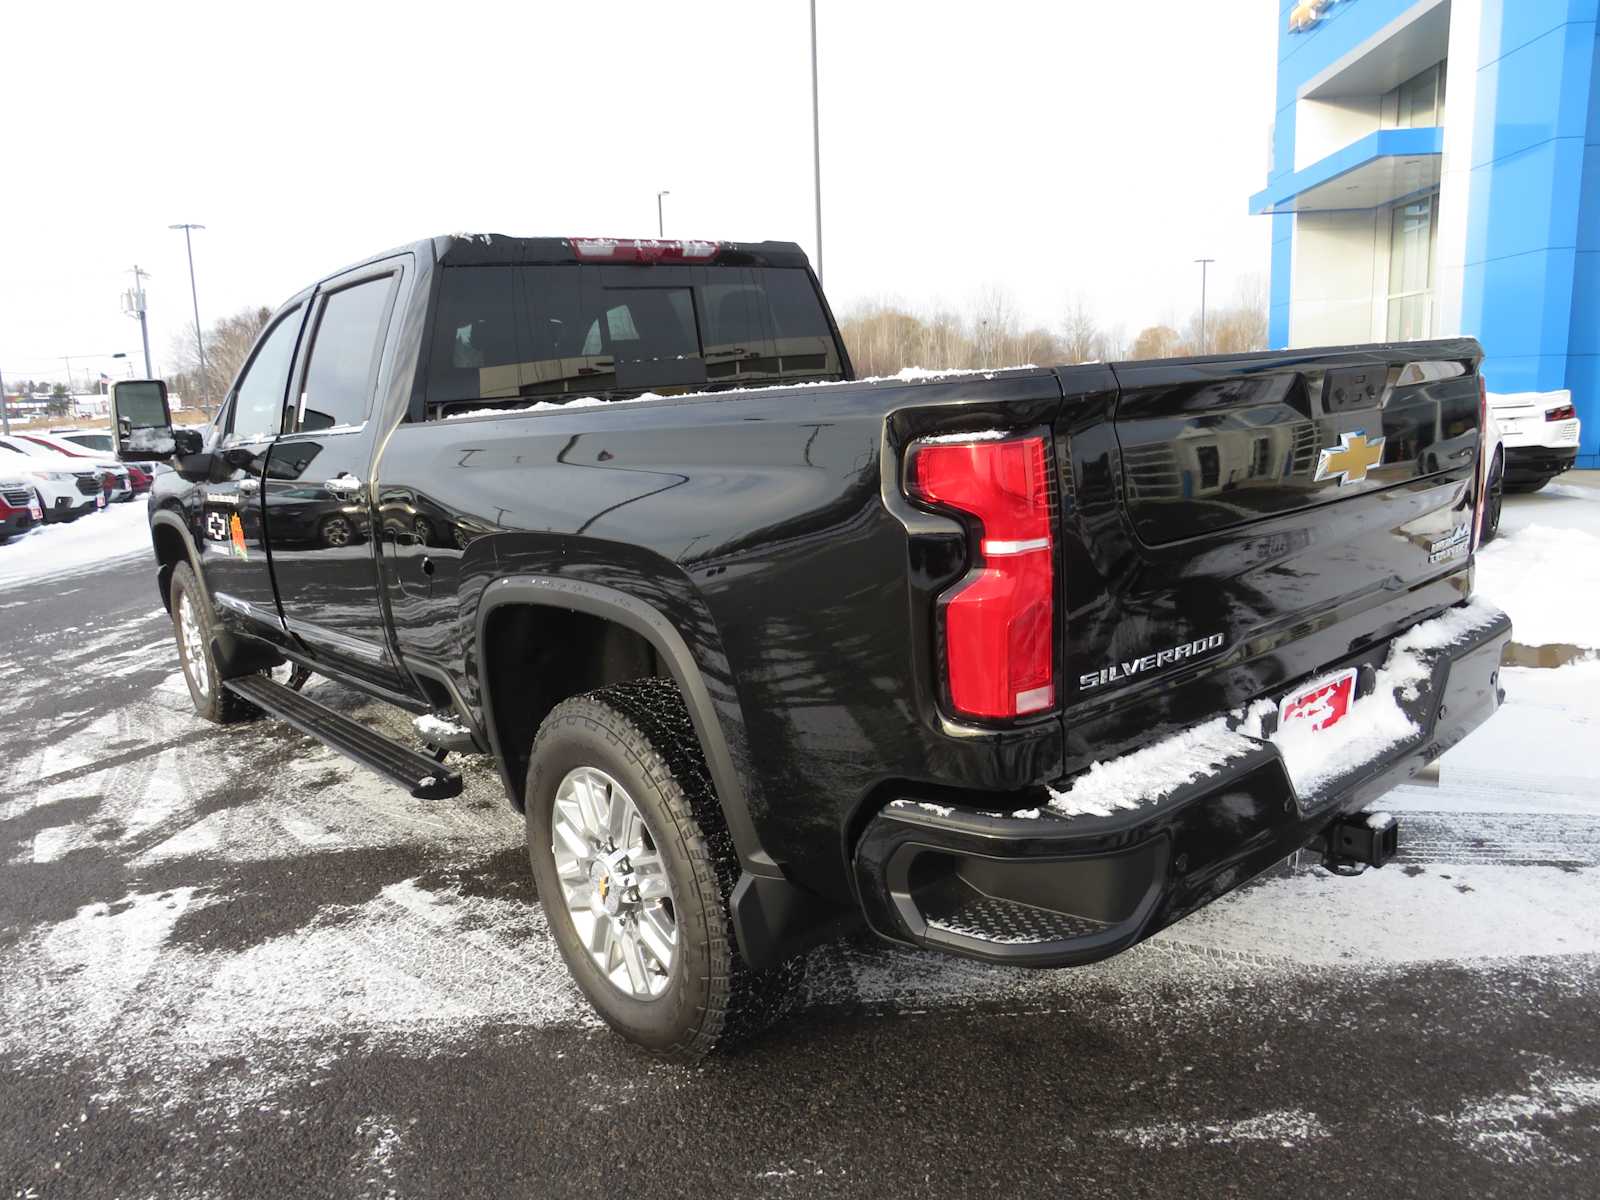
[113,234,1510,1061]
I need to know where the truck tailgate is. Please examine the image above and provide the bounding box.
[1054,340,1483,768]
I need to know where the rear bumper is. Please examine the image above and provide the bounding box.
[1504,445,1577,483]
[853,603,1511,967]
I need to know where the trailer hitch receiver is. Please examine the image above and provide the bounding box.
[1319,812,1400,873]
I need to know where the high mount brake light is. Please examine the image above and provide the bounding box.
[1546,404,1577,421]
[905,433,1055,720]
[568,238,721,264]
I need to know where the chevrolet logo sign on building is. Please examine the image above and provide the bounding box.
[1315,432,1386,486]
[1288,0,1350,33]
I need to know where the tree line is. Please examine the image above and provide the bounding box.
[837,278,1269,378]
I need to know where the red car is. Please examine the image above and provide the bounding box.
[0,479,41,542]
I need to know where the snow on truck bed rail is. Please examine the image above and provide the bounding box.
[440,366,1041,420]
[1046,599,1505,817]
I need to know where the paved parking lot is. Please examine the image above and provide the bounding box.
[2,553,1597,1198]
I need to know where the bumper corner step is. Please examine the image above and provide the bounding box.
[223,674,463,800]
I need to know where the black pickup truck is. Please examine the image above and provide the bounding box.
[112,234,1510,1061]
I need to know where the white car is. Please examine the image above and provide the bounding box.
[0,436,105,522]
[11,431,135,501]
[1479,390,1583,543]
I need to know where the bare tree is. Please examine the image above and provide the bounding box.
[1059,297,1100,364]
[168,305,272,403]
[1130,324,1184,361]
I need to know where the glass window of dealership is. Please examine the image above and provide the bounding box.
[1252,0,1600,466]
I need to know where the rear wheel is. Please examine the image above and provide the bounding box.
[320,515,355,548]
[525,677,802,1061]
[170,562,255,724]
[1504,477,1550,495]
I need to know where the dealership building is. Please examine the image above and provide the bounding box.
[1251,0,1600,466]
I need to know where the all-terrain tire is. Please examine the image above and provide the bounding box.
[169,561,255,724]
[525,677,803,1062]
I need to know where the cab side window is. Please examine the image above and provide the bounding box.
[296,276,396,432]
[229,307,303,441]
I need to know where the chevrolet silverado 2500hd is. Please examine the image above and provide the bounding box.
[112,234,1510,1061]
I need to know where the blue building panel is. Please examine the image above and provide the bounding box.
[1256,0,1600,466]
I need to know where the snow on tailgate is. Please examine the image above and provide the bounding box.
[1049,599,1505,815]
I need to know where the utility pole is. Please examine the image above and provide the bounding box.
[0,363,9,435]
[1194,258,1215,354]
[809,0,824,282]
[170,224,211,415]
[656,191,670,238]
[125,266,153,377]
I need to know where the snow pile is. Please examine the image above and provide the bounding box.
[0,500,151,590]
[1046,714,1263,817]
[1476,523,1600,649]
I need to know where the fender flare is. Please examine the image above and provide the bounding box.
[475,575,781,880]
[149,507,210,611]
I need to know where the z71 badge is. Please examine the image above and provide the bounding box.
[1079,632,1226,692]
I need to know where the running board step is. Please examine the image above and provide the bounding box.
[223,674,463,800]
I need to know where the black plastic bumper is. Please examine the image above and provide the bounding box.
[853,605,1511,968]
[1504,445,1577,484]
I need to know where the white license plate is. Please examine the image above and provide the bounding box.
[1278,667,1359,733]
[96,492,106,509]
[28,503,43,521]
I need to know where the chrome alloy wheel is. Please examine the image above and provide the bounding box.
[551,766,678,999]
[176,590,209,695]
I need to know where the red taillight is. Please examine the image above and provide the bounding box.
[569,237,720,263]
[1546,404,1577,421]
[906,433,1055,720]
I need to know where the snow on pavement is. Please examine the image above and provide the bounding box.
[1476,479,1600,650]
[0,499,151,591]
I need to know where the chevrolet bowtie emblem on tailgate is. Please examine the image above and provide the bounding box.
[1314,432,1385,486]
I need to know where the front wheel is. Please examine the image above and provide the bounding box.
[169,562,255,724]
[525,678,802,1061]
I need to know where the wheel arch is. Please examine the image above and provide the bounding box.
[475,575,773,878]
[150,507,207,612]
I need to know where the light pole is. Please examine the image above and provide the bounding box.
[809,0,824,282]
[124,266,153,377]
[0,363,9,434]
[170,223,211,416]
[656,191,670,238]
[1194,258,1215,354]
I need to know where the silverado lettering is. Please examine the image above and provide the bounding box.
[1078,633,1227,691]
[109,233,1511,1062]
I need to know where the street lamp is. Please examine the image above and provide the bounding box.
[810,0,823,282]
[656,190,670,238]
[1194,258,1216,354]
[170,223,211,416]
[122,266,153,378]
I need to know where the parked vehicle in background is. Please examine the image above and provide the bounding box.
[1485,390,1582,495]
[13,432,139,499]
[47,428,114,454]
[0,479,42,542]
[0,437,102,521]
[112,234,1510,1062]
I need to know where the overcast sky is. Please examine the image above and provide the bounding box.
[1,1,1278,387]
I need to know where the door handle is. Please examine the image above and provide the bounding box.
[238,478,261,496]
[325,475,364,496]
